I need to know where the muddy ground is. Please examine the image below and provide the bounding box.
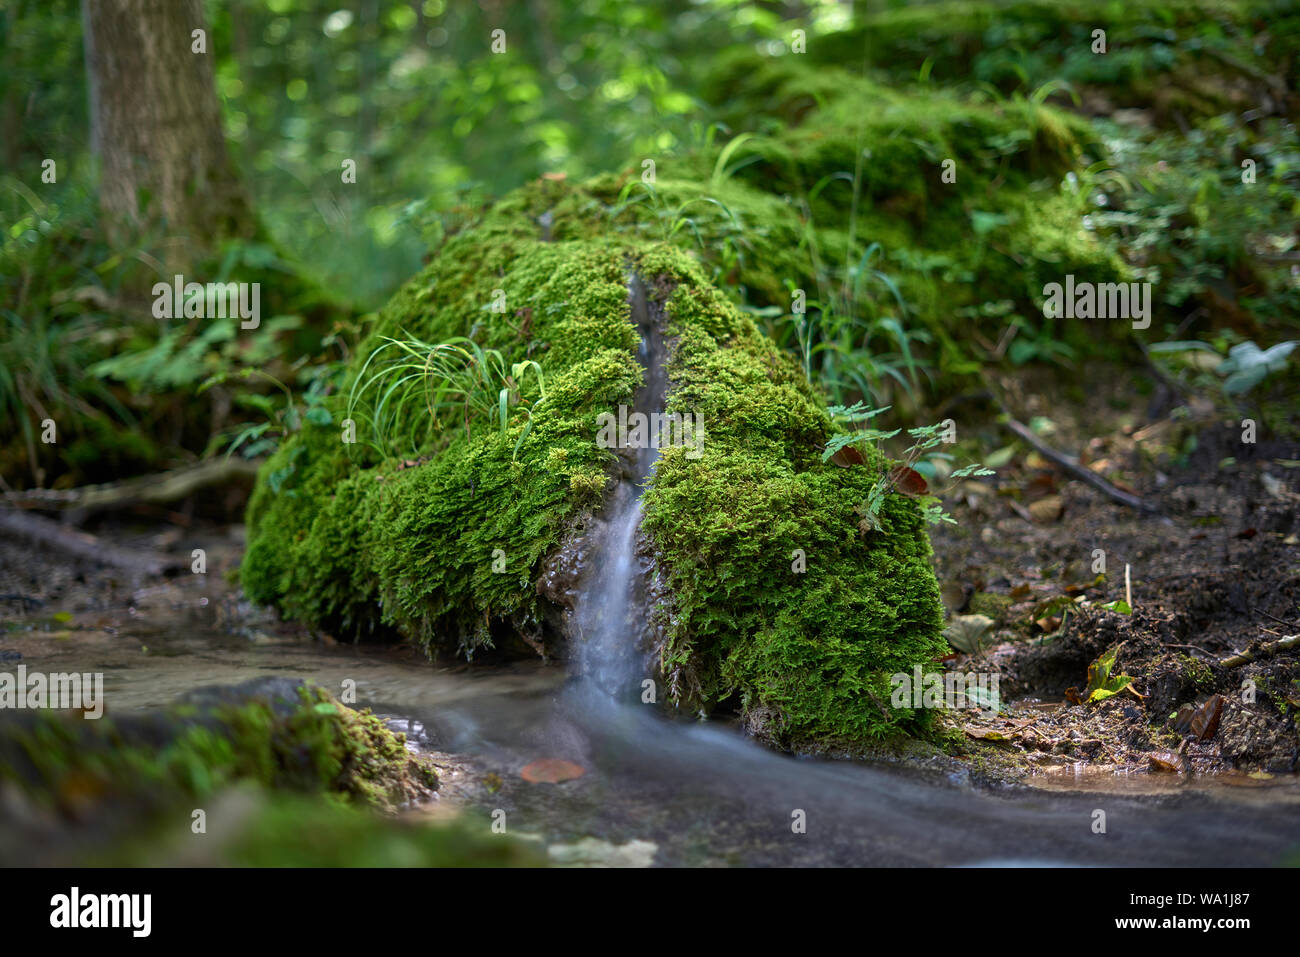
[928,370,1300,782]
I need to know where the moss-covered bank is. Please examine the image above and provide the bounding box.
[0,678,544,866]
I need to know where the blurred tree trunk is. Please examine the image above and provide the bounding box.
[81,0,253,266]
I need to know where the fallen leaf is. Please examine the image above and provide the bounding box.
[830,445,866,468]
[889,465,929,495]
[964,727,1013,742]
[1260,473,1286,500]
[1149,751,1185,773]
[943,614,995,653]
[984,444,1018,469]
[520,759,586,783]
[1190,694,1224,741]
[1028,495,1063,523]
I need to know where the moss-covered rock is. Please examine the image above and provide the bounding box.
[240,171,958,745]
[0,677,436,813]
[813,0,1292,122]
[0,678,549,867]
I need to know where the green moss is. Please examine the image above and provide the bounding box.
[242,194,950,743]
[1178,654,1215,690]
[812,0,1274,120]
[214,793,544,867]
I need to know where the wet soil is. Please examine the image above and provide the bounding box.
[928,371,1300,783]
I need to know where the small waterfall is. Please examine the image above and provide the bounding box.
[570,273,666,702]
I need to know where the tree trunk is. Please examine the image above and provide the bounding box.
[81,0,253,265]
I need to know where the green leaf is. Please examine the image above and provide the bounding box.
[1085,645,1136,703]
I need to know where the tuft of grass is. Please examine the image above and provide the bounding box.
[346,335,548,461]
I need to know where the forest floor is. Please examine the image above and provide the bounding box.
[926,368,1300,784]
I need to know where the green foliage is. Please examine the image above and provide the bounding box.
[0,175,162,483]
[1085,645,1136,703]
[823,403,994,532]
[0,170,354,486]
[1149,337,1297,396]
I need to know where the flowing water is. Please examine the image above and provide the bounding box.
[569,273,665,705]
[8,587,1300,866]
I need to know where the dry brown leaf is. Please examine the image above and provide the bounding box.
[831,445,867,468]
[889,465,929,495]
[1190,694,1224,741]
[1028,495,1063,523]
[1149,751,1186,773]
[520,758,586,783]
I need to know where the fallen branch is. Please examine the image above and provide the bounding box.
[1219,634,1300,669]
[1000,417,1157,513]
[3,458,259,517]
[0,510,182,577]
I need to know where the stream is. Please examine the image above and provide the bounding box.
[8,616,1300,867]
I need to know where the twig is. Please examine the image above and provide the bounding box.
[1161,642,1218,660]
[1219,634,1300,669]
[0,510,182,577]
[1258,608,1299,628]
[1000,416,1158,513]
[3,459,259,518]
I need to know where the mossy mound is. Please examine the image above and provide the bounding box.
[0,677,436,813]
[241,175,953,744]
[692,58,1128,376]
[814,0,1294,122]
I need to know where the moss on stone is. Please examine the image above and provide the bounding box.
[241,192,952,743]
[0,678,436,813]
